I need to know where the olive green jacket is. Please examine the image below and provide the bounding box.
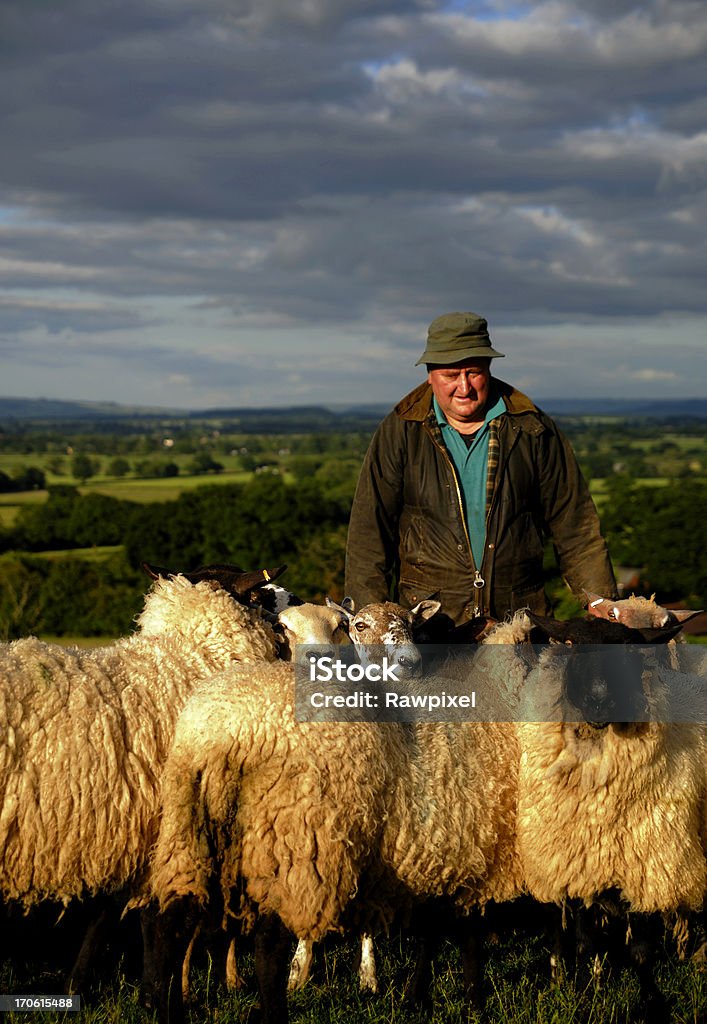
[345,379,616,622]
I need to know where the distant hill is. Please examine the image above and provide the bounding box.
[536,397,707,418]
[0,397,385,433]
[0,395,706,428]
[0,397,184,419]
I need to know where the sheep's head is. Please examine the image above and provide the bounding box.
[327,597,440,681]
[527,612,682,729]
[584,592,702,630]
[276,602,350,662]
[142,561,288,603]
[526,611,683,647]
[562,646,649,728]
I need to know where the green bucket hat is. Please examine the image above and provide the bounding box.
[415,312,505,365]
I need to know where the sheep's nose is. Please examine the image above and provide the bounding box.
[390,645,422,678]
[588,678,609,705]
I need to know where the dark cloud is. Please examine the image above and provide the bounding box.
[0,0,705,404]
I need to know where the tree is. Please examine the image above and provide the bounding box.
[602,478,707,604]
[108,457,131,478]
[71,454,95,485]
[17,466,46,491]
[187,452,224,475]
[45,455,66,475]
[0,556,44,640]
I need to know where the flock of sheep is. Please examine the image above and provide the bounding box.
[0,562,705,1024]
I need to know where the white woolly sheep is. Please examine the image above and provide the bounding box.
[176,588,354,1002]
[149,602,697,1023]
[514,616,705,1021]
[179,596,441,1003]
[285,595,441,995]
[144,597,523,1024]
[0,561,281,980]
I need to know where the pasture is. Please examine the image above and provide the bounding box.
[0,928,703,1023]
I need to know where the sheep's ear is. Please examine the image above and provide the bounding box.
[232,565,288,597]
[326,597,354,622]
[636,624,685,644]
[410,598,442,624]
[669,608,703,623]
[143,561,170,581]
[583,592,615,619]
[526,612,574,643]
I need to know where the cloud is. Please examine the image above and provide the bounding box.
[628,368,679,383]
[0,0,705,406]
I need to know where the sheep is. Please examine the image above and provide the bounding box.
[176,588,354,1002]
[0,561,283,988]
[143,660,403,1023]
[285,595,440,995]
[144,598,524,1024]
[150,603,696,1023]
[197,564,353,653]
[274,599,350,660]
[514,613,706,1021]
[584,591,703,630]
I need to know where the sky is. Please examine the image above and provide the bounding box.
[1,0,706,409]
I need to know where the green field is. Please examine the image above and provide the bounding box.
[37,634,118,647]
[0,472,257,525]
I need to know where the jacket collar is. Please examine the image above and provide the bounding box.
[394,377,539,423]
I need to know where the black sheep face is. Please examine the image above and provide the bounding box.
[525,613,682,728]
[563,646,649,728]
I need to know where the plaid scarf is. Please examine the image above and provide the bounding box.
[486,419,500,516]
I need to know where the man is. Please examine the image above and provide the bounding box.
[345,312,616,623]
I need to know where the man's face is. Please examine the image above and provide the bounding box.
[427,358,492,429]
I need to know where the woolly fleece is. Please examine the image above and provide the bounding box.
[150,660,523,942]
[516,646,707,913]
[0,576,277,906]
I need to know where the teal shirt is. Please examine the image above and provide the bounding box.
[433,389,506,568]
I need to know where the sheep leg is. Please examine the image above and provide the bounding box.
[180,920,201,1004]
[403,907,442,1015]
[144,898,201,1024]
[287,938,314,991]
[455,912,484,1016]
[254,913,293,1024]
[548,903,576,986]
[404,934,436,1014]
[625,914,669,1024]
[65,900,118,993]
[225,934,247,991]
[355,933,378,994]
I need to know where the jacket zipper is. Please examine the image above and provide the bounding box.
[426,426,487,617]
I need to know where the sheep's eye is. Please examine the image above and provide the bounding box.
[354,621,366,632]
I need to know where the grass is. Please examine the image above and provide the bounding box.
[80,471,254,503]
[0,491,45,528]
[29,545,124,563]
[0,929,703,1023]
[37,636,118,648]
[0,471,259,523]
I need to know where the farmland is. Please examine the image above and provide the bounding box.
[0,409,706,641]
[0,405,705,1022]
